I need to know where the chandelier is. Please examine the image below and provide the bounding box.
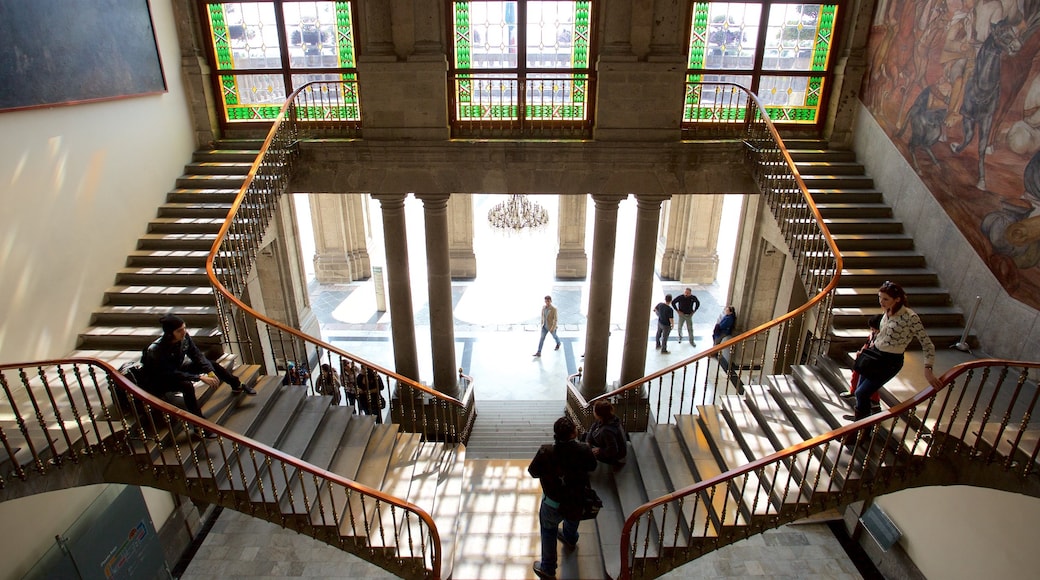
[487,194,549,232]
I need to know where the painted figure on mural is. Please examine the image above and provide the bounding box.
[862,0,1040,308]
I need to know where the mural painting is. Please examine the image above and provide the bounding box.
[862,0,1040,310]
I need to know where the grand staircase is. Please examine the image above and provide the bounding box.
[3,141,1037,580]
[786,142,974,354]
[70,140,265,368]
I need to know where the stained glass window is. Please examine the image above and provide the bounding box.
[205,1,359,124]
[684,2,837,126]
[450,1,594,136]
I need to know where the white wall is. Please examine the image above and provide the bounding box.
[878,487,1040,579]
[0,0,196,363]
[0,3,195,577]
[853,104,1040,361]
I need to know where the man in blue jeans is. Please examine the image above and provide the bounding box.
[533,295,562,356]
[527,416,597,579]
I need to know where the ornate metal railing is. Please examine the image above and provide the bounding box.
[0,358,441,578]
[206,81,475,447]
[448,73,594,139]
[568,84,839,431]
[619,359,1040,579]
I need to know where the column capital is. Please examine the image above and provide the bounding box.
[590,194,628,208]
[414,193,452,206]
[633,193,671,206]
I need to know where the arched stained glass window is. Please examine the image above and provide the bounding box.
[204,1,360,125]
[449,1,595,138]
[684,1,838,126]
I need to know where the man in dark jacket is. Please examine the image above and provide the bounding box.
[141,314,255,422]
[528,416,597,579]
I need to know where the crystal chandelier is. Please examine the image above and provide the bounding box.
[487,194,549,232]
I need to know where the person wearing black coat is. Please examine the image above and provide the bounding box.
[140,314,255,429]
[528,416,597,579]
[583,400,627,466]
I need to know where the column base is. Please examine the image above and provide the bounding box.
[449,249,477,280]
[555,249,588,279]
[313,253,353,284]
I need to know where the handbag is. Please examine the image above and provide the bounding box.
[379,394,387,409]
[852,347,890,381]
[561,486,603,520]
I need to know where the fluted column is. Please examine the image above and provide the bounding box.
[371,194,419,381]
[620,195,670,385]
[659,194,722,283]
[344,194,372,279]
[581,195,626,398]
[555,194,588,279]
[308,194,353,283]
[416,194,459,397]
[448,194,477,279]
[600,0,634,57]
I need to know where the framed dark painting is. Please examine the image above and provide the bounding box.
[0,0,167,112]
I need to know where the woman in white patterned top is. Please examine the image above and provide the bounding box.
[847,281,942,421]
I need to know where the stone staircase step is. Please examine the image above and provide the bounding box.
[280,406,357,516]
[77,324,221,351]
[103,284,215,307]
[368,432,423,548]
[137,232,218,251]
[126,249,210,267]
[827,233,916,251]
[715,396,798,511]
[676,414,761,523]
[166,188,240,204]
[192,148,260,163]
[175,174,248,189]
[832,285,952,307]
[432,444,467,580]
[651,423,712,546]
[158,202,233,219]
[832,325,969,348]
[827,250,926,269]
[795,161,865,175]
[334,423,400,539]
[740,384,842,495]
[148,216,225,234]
[249,395,336,504]
[828,267,939,287]
[90,304,218,327]
[832,305,965,329]
[184,161,253,175]
[114,266,211,286]
[799,175,875,189]
[807,188,885,204]
[820,217,904,234]
[464,400,562,459]
[812,203,893,219]
[786,148,858,163]
[628,431,688,551]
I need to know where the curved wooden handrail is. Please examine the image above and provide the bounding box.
[0,357,442,577]
[203,81,466,415]
[618,358,1040,578]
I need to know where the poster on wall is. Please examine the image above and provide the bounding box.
[0,0,167,112]
[861,0,1040,310]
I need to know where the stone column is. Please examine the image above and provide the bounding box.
[581,195,627,398]
[600,0,634,57]
[357,0,395,57]
[649,0,684,57]
[344,195,372,280]
[555,194,588,279]
[416,194,459,397]
[308,194,371,283]
[409,0,445,58]
[308,194,352,283]
[371,194,420,381]
[659,194,722,283]
[448,194,477,279]
[620,195,670,385]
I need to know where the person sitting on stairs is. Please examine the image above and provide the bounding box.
[141,314,256,437]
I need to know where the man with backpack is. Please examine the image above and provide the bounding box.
[528,416,597,579]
